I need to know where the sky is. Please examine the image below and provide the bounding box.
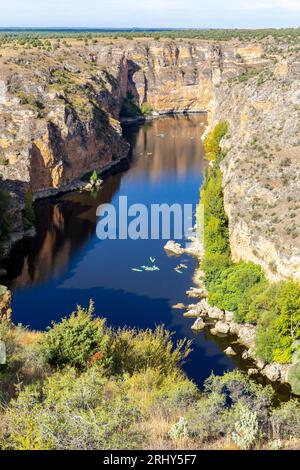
[0,0,300,29]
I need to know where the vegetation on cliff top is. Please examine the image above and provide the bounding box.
[0,304,300,450]
[1,28,300,43]
[199,122,300,390]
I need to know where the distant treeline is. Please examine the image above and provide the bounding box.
[0,28,300,41]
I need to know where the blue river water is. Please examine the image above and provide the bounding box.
[2,115,242,386]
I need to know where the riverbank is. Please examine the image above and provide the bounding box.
[164,121,299,394]
[165,237,292,389]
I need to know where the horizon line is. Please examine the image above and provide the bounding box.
[0,26,299,31]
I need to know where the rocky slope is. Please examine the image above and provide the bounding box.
[0,36,299,281]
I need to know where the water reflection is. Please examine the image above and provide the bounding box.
[3,114,207,290]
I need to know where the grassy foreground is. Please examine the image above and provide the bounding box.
[0,302,300,450]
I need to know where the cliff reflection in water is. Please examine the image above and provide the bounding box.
[3,174,123,289]
[3,114,207,291]
[124,114,207,182]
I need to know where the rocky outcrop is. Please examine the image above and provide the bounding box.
[184,288,292,385]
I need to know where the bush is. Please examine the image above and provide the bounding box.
[232,404,259,450]
[90,170,98,184]
[273,280,300,363]
[38,301,112,370]
[1,367,142,450]
[204,121,228,162]
[124,367,198,412]
[23,189,35,230]
[109,326,192,376]
[140,103,154,116]
[255,310,278,362]
[201,253,231,290]
[271,399,300,439]
[288,363,300,395]
[208,262,266,317]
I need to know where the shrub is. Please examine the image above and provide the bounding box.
[109,326,192,376]
[208,262,266,316]
[169,417,189,441]
[38,301,112,370]
[271,399,300,439]
[201,253,231,290]
[90,170,98,184]
[288,363,300,395]
[204,120,228,162]
[273,280,300,363]
[140,103,154,116]
[232,404,259,450]
[255,311,278,362]
[1,367,142,450]
[23,189,35,230]
[124,367,198,412]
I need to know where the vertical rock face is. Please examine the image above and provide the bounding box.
[211,52,300,281]
[0,37,300,281]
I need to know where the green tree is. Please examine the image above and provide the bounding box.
[23,189,35,230]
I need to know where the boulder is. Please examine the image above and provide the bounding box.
[191,318,205,331]
[184,308,200,318]
[224,346,236,356]
[242,350,250,360]
[208,306,224,320]
[172,303,186,310]
[263,363,282,382]
[164,240,184,256]
[235,324,256,348]
[63,62,80,73]
[248,368,259,376]
[184,237,204,258]
[257,359,266,370]
[214,321,230,334]
[186,286,208,299]
[225,310,234,322]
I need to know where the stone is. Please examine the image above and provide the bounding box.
[248,368,259,376]
[235,324,256,348]
[214,321,230,334]
[191,318,205,331]
[172,303,185,310]
[224,346,236,356]
[184,237,204,258]
[184,308,200,318]
[242,350,250,360]
[164,240,184,256]
[263,363,282,382]
[208,306,224,320]
[186,286,208,299]
[225,310,234,322]
[256,359,266,370]
[63,62,80,73]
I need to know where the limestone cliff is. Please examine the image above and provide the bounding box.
[0,37,299,281]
